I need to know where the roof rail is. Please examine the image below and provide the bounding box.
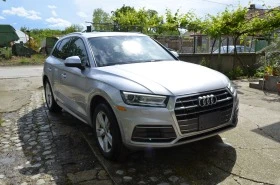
[66,32,83,36]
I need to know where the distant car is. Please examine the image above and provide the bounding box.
[213,45,255,53]
[43,32,239,160]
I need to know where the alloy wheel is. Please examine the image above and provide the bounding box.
[45,82,53,108]
[96,111,113,152]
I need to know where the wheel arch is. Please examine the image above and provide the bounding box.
[43,75,49,86]
[90,95,111,123]
[89,94,124,139]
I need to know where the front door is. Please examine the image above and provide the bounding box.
[59,37,90,120]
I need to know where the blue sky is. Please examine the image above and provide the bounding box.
[0,0,279,30]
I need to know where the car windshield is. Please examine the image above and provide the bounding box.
[88,36,175,67]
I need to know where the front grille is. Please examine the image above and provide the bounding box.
[177,125,235,143]
[131,125,176,143]
[175,89,233,134]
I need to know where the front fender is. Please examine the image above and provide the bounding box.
[86,81,126,142]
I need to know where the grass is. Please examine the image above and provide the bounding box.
[0,54,46,66]
[0,114,3,127]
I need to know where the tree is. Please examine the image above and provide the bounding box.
[243,7,280,37]
[112,5,140,32]
[144,9,163,34]
[92,8,111,31]
[63,24,83,34]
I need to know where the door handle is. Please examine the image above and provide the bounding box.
[61,73,67,78]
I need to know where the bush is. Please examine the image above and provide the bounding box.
[200,57,211,68]
[0,47,12,59]
[225,66,244,80]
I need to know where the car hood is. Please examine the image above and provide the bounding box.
[95,61,229,96]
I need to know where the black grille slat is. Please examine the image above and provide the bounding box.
[175,89,234,134]
[131,125,176,143]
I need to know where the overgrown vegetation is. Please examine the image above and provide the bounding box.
[20,24,83,51]
[1,4,279,73]
[0,114,3,127]
[0,54,45,66]
[255,38,280,77]
[199,57,212,68]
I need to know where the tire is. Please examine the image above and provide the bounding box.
[44,80,61,112]
[93,103,126,161]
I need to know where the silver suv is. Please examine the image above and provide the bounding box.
[43,32,239,160]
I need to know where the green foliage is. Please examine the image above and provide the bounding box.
[245,7,280,36]
[226,66,244,80]
[112,5,164,33]
[14,5,280,57]
[200,6,248,54]
[0,54,45,66]
[111,6,202,36]
[199,57,211,68]
[257,38,280,76]
[0,114,3,127]
[92,8,112,31]
[63,24,83,34]
[0,47,12,59]
[20,24,83,51]
[254,67,264,78]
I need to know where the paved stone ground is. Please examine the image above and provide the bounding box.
[0,90,113,185]
[0,78,280,185]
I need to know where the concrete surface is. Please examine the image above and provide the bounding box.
[0,66,279,185]
[0,66,43,79]
[0,66,43,112]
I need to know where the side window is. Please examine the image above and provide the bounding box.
[68,38,89,66]
[52,38,72,60]
[52,41,61,58]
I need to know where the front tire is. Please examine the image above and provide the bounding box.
[44,80,61,112]
[93,103,125,161]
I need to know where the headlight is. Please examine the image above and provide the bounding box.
[227,81,236,95]
[121,91,168,107]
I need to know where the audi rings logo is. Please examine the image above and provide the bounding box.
[198,94,217,107]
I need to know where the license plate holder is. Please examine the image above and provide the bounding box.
[199,111,221,130]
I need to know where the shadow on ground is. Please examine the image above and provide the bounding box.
[16,104,237,185]
[80,122,237,184]
[252,121,280,143]
[16,105,100,184]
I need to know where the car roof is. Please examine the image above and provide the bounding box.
[65,32,146,39]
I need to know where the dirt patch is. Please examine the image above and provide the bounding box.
[0,77,42,113]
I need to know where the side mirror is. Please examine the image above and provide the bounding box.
[170,50,179,58]
[65,56,85,69]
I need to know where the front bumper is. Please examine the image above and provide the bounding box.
[114,90,239,149]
